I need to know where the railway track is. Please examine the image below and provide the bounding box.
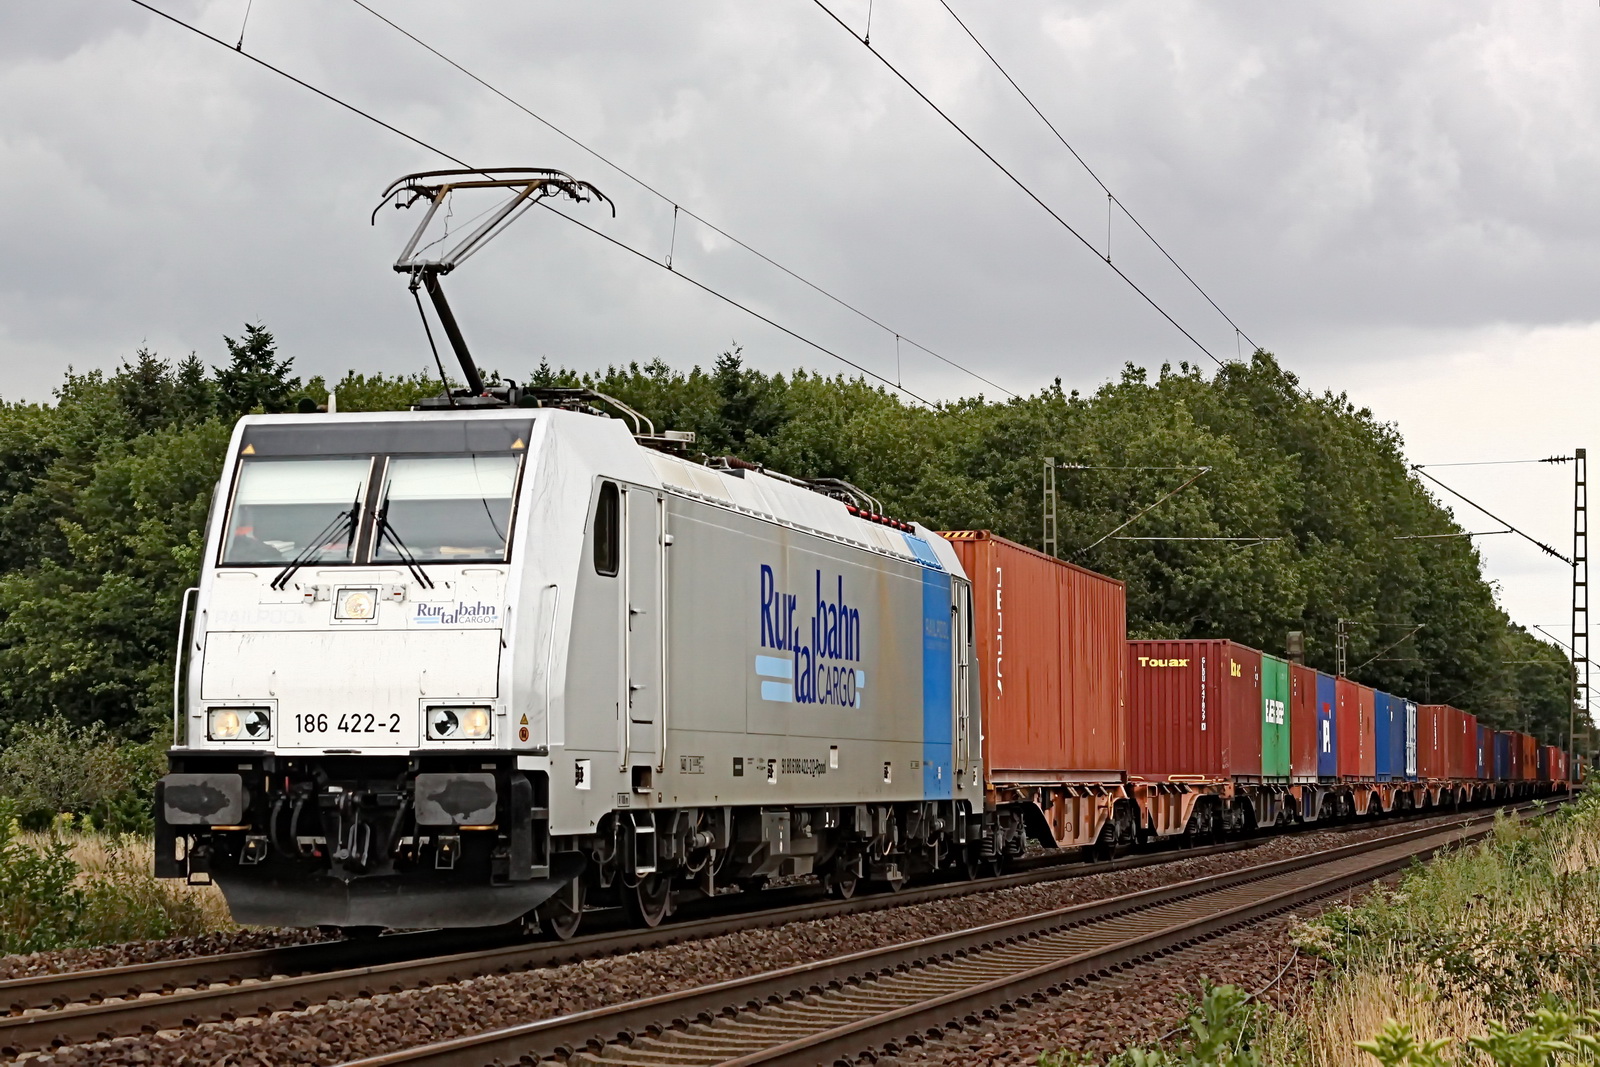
[0,801,1546,1059]
[338,802,1546,1067]
[0,837,1260,1055]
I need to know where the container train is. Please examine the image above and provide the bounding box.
[154,395,1575,937]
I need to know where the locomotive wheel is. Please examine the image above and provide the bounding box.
[535,878,586,941]
[626,873,673,928]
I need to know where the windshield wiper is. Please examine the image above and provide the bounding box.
[374,501,435,590]
[270,493,359,591]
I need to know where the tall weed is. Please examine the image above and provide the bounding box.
[0,802,231,953]
[1259,793,1600,1067]
[0,805,87,952]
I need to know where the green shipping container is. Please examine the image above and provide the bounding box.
[1261,654,1290,778]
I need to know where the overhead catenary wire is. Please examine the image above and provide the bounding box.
[935,0,1259,352]
[1074,466,1212,556]
[124,0,933,407]
[1349,625,1424,676]
[1411,464,1571,564]
[1417,459,1556,468]
[1392,530,1512,541]
[342,0,1016,399]
[811,0,1228,368]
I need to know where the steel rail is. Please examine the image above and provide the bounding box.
[334,803,1546,1067]
[0,800,1553,1056]
[0,928,492,1015]
[0,798,1501,1016]
[0,838,1259,1054]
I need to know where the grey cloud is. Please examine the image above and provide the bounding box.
[2,0,1599,401]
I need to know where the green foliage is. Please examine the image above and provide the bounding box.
[1295,793,1600,1019]
[215,323,299,417]
[71,836,217,945]
[0,333,1575,749]
[1359,1009,1600,1067]
[0,718,161,833]
[0,801,87,953]
[0,800,219,952]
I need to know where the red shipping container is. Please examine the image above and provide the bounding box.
[1417,704,1444,780]
[1126,639,1262,780]
[942,531,1126,784]
[1437,708,1476,780]
[1458,712,1478,781]
[1289,662,1319,781]
[1336,677,1375,778]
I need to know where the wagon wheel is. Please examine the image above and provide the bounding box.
[960,847,978,882]
[625,872,673,928]
[534,877,586,941]
[826,855,861,899]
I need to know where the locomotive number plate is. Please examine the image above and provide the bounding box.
[280,710,419,749]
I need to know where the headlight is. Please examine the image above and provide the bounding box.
[428,706,492,740]
[334,586,379,620]
[208,707,271,741]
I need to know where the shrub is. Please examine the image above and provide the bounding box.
[0,800,230,953]
[0,717,161,833]
[1360,1008,1600,1067]
[0,801,87,952]
[1040,984,1263,1067]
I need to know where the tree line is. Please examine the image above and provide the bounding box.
[0,325,1576,749]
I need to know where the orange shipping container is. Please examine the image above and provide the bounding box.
[1435,706,1473,780]
[941,531,1126,784]
[1518,732,1538,781]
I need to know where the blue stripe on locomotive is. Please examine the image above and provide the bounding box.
[921,569,953,799]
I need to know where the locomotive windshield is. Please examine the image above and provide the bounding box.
[373,455,519,562]
[222,457,371,565]
[218,449,522,567]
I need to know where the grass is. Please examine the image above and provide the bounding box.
[1260,795,1600,1067]
[1042,793,1600,1067]
[0,813,234,955]
[45,831,235,943]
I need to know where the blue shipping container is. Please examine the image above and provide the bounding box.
[1477,724,1489,779]
[1374,692,1395,780]
[1493,731,1512,780]
[1316,672,1338,777]
[1404,699,1419,780]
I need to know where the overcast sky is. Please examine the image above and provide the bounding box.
[4,0,1597,667]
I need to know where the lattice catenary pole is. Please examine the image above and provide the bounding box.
[1043,457,1058,558]
[1574,448,1589,762]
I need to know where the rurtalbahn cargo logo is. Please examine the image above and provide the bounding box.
[755,564,866,707]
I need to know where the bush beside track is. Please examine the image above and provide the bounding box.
[1018,790,1600,1067]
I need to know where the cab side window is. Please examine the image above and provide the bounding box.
[593,482,620,576]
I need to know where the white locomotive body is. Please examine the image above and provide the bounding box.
[157,404,983,932]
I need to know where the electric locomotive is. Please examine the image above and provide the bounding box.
[155,397,985,934]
